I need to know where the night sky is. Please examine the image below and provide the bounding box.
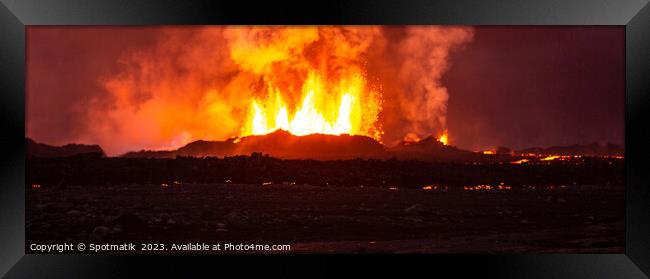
[26,27,160,146]
[26,26,624,152]
[445,27,624,150]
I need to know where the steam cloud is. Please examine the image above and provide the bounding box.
[79,26,473,155]
[395,27,474,144]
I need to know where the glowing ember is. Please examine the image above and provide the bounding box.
[540,155,560,161]
[464,184,493,191]
[464,183,512,191]
[497,182,512,190]
[511,159,529,164]
[422,185,448,191]
[483,150,495,155]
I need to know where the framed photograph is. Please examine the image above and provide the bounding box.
[1,0,649,277]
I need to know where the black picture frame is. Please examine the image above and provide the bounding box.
[1,0,649,277]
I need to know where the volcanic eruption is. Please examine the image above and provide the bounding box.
[66,26,474,156]
[25,26,626,254]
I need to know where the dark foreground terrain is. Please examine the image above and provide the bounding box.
[26,155,624,253]
[26,182,624,253]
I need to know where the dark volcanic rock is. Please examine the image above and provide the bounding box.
[91,226,111,240]
[386,136,491,162]
[177,139,236,157]
[122,130,385,160]
[113,212,145,229]
[120,130,493,162]
[234,130,385,160]
[26,138,105,158]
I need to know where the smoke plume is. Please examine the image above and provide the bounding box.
[73,26,473,155]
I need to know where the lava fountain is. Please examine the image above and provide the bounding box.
[241,70,382,141]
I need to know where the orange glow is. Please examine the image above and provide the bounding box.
[511,159,529,164]
[31,184,41,189]
[241,71,381,140]
[540,155,560,161]
[498,185,512,190]
[497,182,512,190]
[422,185,448,191]
[464,183,512,191]
[483,150,495,155]
[438,130,448,145]
[69,26,475,155]
[464,184,493,191]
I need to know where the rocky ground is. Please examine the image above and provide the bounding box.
[26,183,624,254]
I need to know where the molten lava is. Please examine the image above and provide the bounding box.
[241,70,382,141]
[438,130,448,145]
